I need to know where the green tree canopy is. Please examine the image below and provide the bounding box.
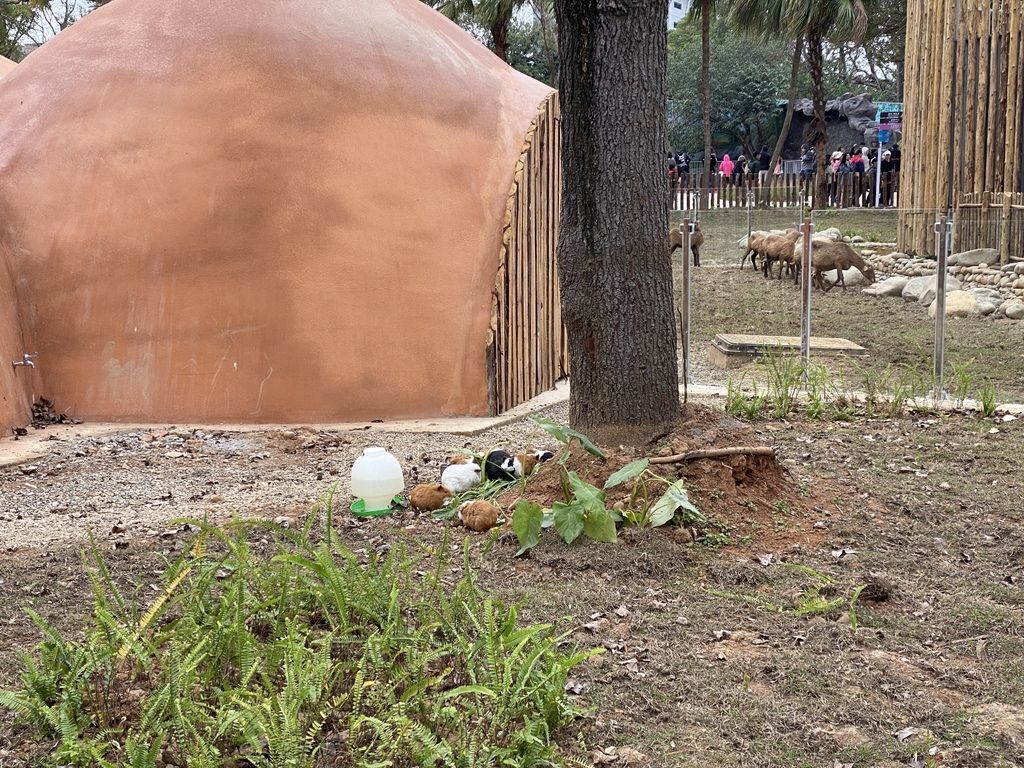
[667,17,791,155]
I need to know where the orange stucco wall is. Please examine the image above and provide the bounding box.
[0,252,32,434]
[0,0,551,427]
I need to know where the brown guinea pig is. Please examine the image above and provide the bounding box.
[409,483,452,512]
[458,500,501,532]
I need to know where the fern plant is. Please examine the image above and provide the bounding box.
[1,503,595,767]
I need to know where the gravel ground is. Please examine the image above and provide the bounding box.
[0,405,567,552]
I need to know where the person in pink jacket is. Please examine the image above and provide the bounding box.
[719,153,734,179]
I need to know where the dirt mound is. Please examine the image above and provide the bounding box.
[502,405,831,553]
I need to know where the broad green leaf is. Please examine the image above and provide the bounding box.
[582,508,617,543]
[567,472,606,515]
[604,459,650,489]
[571,428,607,460]
[552,502,585,544]
[541,508,556,529]
[531,415,569,445]
[649,480,704,527]
[530,415,606,459]
[512,500,543,556]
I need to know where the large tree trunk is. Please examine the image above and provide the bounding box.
[701,0,712,207]
[555,0,679,434]
[806,27,829,209]
[769,34,803,191]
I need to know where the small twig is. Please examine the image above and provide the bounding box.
[649,446,776,465]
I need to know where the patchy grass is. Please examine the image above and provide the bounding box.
[2,407,1024,766]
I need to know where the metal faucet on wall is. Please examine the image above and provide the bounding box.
[11,353,36,370]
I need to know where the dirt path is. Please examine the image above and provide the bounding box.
[2,404,1023,766]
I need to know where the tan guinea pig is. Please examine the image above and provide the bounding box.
[458,500,501,532]
[515,449,555,478]
[409,483,452,512]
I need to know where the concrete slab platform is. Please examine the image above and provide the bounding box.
[709,333,868,369]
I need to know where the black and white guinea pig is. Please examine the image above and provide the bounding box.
[485,449,555,481]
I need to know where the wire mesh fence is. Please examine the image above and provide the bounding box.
[673,204,1024,409]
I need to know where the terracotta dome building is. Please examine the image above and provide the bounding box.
[0,0,565,435]
[0,55,15,79]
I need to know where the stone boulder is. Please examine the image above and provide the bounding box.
[903,274,962,304]
[1005,301,1024,320]
[928,290,981,318]
[949,248,999,267]
[863,275,909,297]
[817,227,843,242]
[968,287,1004,316]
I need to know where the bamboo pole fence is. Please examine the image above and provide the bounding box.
[488,92,568,415]
[900,0,1024,262]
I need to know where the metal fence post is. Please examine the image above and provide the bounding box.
[800,220,814,379]
[746,190,754,242]
[932,215,954,401]
[680,219,694,387]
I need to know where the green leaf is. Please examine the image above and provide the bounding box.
[649,480,704,527]
[531,415,569,445]
[567,472,606,515]
[440,685,498,701]
[552,502,585,544]
[582,508,617,543]
[572,430,606,460]
[530,415,606,459]
[512,500,543,556]
[541,508,556,529]
[604,459,650,489]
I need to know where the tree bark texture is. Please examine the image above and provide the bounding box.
[769,34,803,191]
[806,27,829,209]
[701,0,712,207]
[490,12,510,62]
[555,0,680,433]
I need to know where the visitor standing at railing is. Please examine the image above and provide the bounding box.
[851,148,865,206]
[720,153,734,185]
[747,153,760,190]
[799,145,815,181]
[678,151,690,189]
[880,150,895,207]
[757,145,771,186]
[733,155,747,187]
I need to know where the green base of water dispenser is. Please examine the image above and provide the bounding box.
[350,496,403,519]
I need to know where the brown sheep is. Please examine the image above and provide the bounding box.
[760,229,801,280]
[740,231,767,270]
[811,241,877,291]
[670,222,704,267]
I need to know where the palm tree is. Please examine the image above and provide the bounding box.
[730,0,868,208]
[688,0,722,206]
[767,34,803,194]
[429,0,553,63]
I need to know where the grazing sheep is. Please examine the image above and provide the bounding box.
[811,241,877,291]
[670,222,704,267]
[760,229,801,280]
[740,231,768,270]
